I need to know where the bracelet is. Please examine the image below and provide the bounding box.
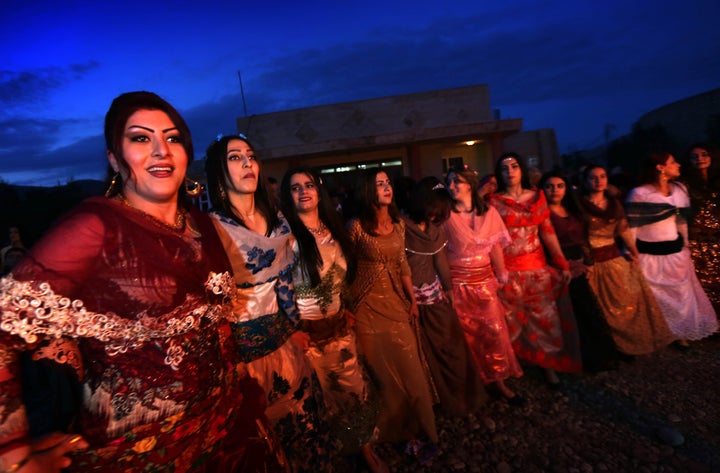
[0,453,31,473]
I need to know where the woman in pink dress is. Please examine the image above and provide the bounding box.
[443,165,525,404]
[488,153,583,387]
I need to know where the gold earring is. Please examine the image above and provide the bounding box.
[185,177,204,197]
[105,172,120,197]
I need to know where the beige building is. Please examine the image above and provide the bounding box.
[189,84,559,207]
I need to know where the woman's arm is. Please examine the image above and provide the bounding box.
[401,274,419,318]
[678,221,689,247]
[0,207,103,471]
[489,243,508,284]
[433,244,453,290]
[539,220,571,283]
[397,224,419,318]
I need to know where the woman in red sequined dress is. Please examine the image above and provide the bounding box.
[488,153,583,387]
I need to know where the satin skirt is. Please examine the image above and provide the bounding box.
[588,255,674,355]
[450,264,523,383]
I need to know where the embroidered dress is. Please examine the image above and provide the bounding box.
[488,191,582,372]
[578,196,673,355]
[550,211,620,372]
[404,218,486,417]
[211,212,336,472]
[442,208,523,384]
[0,197,280,472]
[347,219,437,444]
[687,179,720,312]
[291,232,378,454]
[625,183,718,340]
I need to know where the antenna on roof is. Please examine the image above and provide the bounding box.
[237,70,248,117]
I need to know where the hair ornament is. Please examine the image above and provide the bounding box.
[215,132,249,142]
[432,182,445,190]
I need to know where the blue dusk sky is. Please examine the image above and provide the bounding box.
[1,0,718,187]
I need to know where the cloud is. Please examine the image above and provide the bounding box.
[0,61,100,113]
[0,128,105,186]
[3,0,719,185]
[244,3,720,113]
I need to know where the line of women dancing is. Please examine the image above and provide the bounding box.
[1,91,717,472]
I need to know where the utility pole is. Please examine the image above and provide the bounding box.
[237,70,248,117]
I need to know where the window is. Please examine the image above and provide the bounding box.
[442,156,463,174]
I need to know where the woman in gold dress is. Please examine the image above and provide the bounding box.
[347,169,438,464]
[578,164,673,355]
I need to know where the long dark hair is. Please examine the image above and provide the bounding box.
[355,168,402,236]
[539,169,582,217]
[104,91,194,200]
[280,167,357,286]
[495,152,531,192]
[406,176,453,225]
[446,164,488,216]
[204,134,280,235]
[637,150,674,186]
[684,142,720,192]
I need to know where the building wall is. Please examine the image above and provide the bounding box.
[261,140,498,183]
[238,84,495,158]
[503,128,560,171]
[190,85,566,200]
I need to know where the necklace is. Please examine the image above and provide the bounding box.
[306,221,327,235]
[115,194,186,232]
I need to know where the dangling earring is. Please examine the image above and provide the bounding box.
[218,184,227,201]
[185,177,204,197]
[105,172,120,197]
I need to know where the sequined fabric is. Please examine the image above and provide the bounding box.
[689,189,720,312]
[348,219,437,444]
